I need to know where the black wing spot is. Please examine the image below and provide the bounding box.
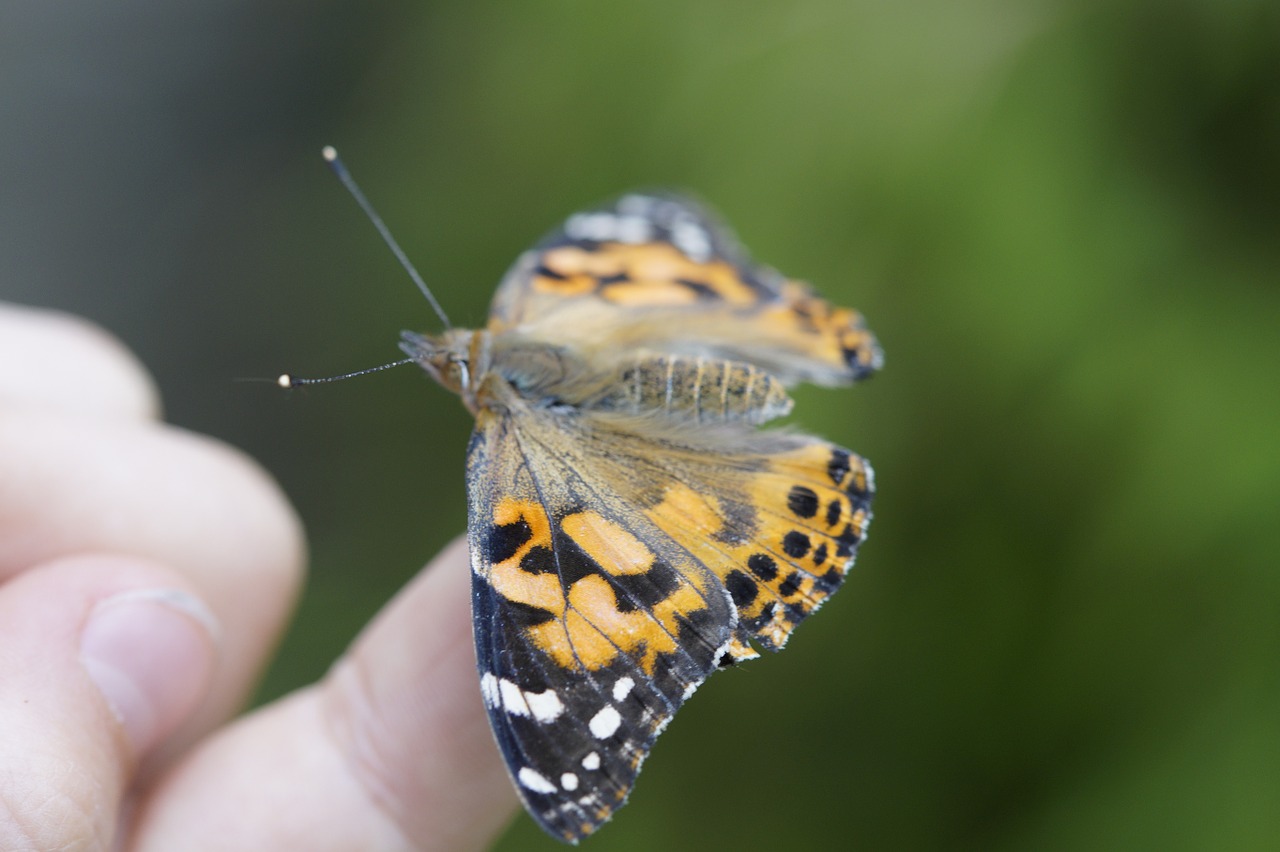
[747,553,779,582]
[488,518,533,564]
[825,498,843,529]
[786,485,819,519]
[812,542,828,568]
[725,570,759,607]
[828,449,851,486]
[778,572,802,598]
[782,531,811,559]
[519,544,557,575]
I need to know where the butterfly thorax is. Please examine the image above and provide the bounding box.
[403,328,599,417]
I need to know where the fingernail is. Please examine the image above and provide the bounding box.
[80,588,219,756]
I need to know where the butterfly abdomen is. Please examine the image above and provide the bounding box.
[602,354,792,425]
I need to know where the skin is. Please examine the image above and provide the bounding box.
[0,302,518,851]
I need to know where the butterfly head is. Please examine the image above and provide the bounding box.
[400,328,492,414]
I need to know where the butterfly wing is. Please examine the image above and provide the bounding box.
[467,399,873,842]
[467,409,735,843]
[486,192,882,386]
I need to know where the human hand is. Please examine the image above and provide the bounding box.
[0,302,518,851]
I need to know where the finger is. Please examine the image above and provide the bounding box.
[0,408,305,762]
[130,538,518,852]
[0,555,218,850]
[329,536,518,847]
[0,302,159,420]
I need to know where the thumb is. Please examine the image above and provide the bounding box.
[0,555,219,849]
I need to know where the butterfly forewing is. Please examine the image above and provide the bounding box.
[487,192,882,386]
[467,407,738,841]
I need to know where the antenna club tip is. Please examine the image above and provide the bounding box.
[322,145,338,162]
[277,374,294,388]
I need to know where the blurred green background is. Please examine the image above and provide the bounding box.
[4,0,1278,848]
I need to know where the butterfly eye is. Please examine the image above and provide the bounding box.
[446,355,471,389]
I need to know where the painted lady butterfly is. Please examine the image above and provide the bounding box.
[401,191,880,842]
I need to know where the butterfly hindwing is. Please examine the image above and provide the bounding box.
[639,436,874,651]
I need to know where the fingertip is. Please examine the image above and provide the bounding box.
[0,302,161,420]
[0,555,220,848]
[80,587,220,757]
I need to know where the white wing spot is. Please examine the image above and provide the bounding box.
[582,751,601,770]
[499,679,530,717]
[589,705,622,739]
[525,688,564,723]
[612,676,635,702]
[616,215,651,243]
[479,672,500,709]
[617,195,656,216]
[565,213,589,240]
[517,767,557,794]
[567,206,654,244]
[560,772,580,791]
[671,216,712,262]
[566,211,628,242]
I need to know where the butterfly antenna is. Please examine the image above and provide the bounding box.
[277,357,417,388]
[322,146,452,329]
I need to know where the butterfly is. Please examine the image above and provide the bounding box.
[399,191,881,842]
